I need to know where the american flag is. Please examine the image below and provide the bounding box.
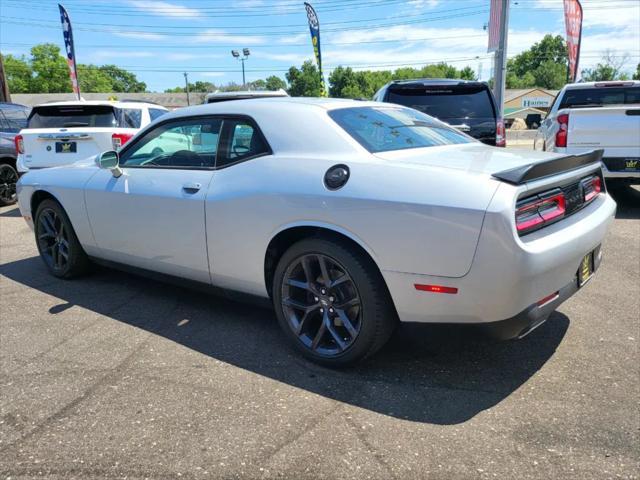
[487,0,502,53]
[58,4,80,99]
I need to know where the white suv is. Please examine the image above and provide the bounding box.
[16,100,168,173]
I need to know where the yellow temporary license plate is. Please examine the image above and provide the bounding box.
[578,250,596,287]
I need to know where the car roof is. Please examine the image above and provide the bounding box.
[163,97,384,120]
[0,102,30,109]
[387,78,489,87]
[205,89,288,101]
[33,100,167,109]
[563,80,640,90]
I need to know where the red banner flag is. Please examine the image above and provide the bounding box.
[487,0,502,53]
[564,0,583,82]
[59,4,81,100]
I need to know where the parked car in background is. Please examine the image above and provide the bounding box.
[374,79,505,147]
[205,89,289,103]
[17,98,615,366]
[535,81,640,184]
[0,102,30,205]
[16,100,168,174]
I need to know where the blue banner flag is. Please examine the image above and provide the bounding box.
[304,2,327,97]
[58,4,81,100]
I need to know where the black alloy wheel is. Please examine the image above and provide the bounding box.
[37,207,70,272]
[0,164,18,206]
[281,253,362,356]
[273,237,397,367]
[35,199,90,278]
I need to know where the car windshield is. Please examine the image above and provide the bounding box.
[329,106,473,153]
[559,86,640,108]
[28,105,118,128]
[386,85,495,119]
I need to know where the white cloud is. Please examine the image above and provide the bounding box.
[200,72,226,78]
[114,31,168,41]
[92,50,155,59]
[128,0,202,19]
[191,29,266,45]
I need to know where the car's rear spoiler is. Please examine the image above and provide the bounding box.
[492,149,604,185]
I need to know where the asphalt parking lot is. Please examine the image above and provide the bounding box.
[1,185,638,480]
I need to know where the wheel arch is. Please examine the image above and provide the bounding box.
[0,156,17,169]
[30,189,63,219]
[264,223,384,299]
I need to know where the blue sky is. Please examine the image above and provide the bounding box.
[1,0,638,92]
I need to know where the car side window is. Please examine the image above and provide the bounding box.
[120,108,142,128]
[149,108,167,121]
[218,118,270,168]
[119,118,222,169]
[1,106,29,131]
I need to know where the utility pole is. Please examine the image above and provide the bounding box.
[184,72,190,106]
[0,54,11,103]
[492,0,510,120]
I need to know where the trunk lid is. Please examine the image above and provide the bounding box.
[374,143,562,177]
[19,127,135,169]
[565,106,640,159]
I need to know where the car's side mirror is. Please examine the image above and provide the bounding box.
[98,151,123,178]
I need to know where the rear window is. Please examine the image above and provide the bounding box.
[329,106,473,153]
[386,85,495,120]
[28,105,117,128]
[559,86,640,109]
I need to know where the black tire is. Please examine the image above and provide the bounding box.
[34,199,90,278]
[272,237,397,367]
[0,163,18,206]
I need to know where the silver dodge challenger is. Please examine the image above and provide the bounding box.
[17,98,616,366]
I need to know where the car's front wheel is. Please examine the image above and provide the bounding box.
[34,199,90,278]
[273,237,397,367]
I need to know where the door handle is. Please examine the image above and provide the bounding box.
[182,182,202,193]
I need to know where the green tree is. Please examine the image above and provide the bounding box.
[286,61,323,97]
[582,51,631,81]
[30,43,72,93]
[248,79,266,90]
[459,66,477,81]
[506,34,568,89]
[78,65,113,92]
[3,54,32,93]
[633,63,640,81]
[98,65,146,92]
[265,75,287,91]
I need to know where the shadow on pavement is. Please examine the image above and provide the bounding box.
[1,255,569,425]
[608,183,640,220]
[0,206,21,218]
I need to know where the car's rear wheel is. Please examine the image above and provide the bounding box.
[0,163,18,206]
[273,237,397,367]
[35,199,90,278]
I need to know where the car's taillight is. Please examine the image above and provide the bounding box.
[112,133,133,151]
[496,118,506,147]
[516,189,566,235]
[15,134,24,154]
[555,113,569,148]
[582,175,602,202]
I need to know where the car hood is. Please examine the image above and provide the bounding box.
[374,143,561,177]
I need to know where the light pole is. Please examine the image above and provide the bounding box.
[183,72,190,106]
[231,48,250,88]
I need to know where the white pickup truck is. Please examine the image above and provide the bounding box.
[16,100,168,173]
[535,81,640,184]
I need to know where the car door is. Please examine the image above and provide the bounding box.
[84,116,222,284]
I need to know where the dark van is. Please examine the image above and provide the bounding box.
[373,79,505,147]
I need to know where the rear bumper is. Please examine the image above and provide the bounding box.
[382,190,616,326]
[602,161,640,182]
[482,276,579,340]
